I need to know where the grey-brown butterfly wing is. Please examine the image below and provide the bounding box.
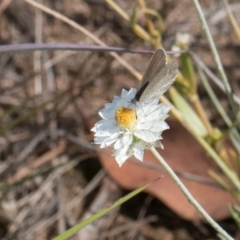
[134,49,166,101]
[139,60,178,102]
[140,48,166,87]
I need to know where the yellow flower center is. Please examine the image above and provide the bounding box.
[115,107,136,131]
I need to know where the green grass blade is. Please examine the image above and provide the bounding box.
[0,100,29,123]
[198,66,240,153]
[191,0,238,117]
[170,87,207,137]
[53,179,158,240]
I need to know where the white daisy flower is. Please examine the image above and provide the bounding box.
[92,48,177,167]
[91,88,171,167]
[176,32,193,49]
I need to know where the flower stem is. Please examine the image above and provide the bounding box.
[150,146,234,240]
[190,0,238,118]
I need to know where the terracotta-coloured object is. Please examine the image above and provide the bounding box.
[98,120,237,220]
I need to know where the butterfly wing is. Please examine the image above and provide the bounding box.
[134,49,166,101]
[139,49,178,102]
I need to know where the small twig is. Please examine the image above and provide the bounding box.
[23,169,105,237]
[7,141,67,185]
[77,177,120,240]
[198,66,240,153]
[56,130,226,189]
[16,130,49,163]
[57,177,67,234]
[129,195,153,240]
[98,215,158,239]
[34,0,44,123]
[0,43,189,55]
[34,0,43,96]
[0,43,154,54]
[190,52,240,105]
[24,0,142,80]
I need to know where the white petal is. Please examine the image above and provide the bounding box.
[99,107,115,120]
[114,138,123,150]
[94,125,120,137]
[91,126,96,132]
[115,154,129,167]
[158,103,172,115]
[157,133,163,139]
[154,140,164,148]
[120,89,129,98]
[93,136,108,144]
[121,88,137,100]
[127,88,137,99]
[122,132,133,146]
[101,136,118,148]
[137,107,160,121]
[150,121,169,132]
[114,145,128,158]
[139,104,171,121]
[134,130,158,143]
[114,145,130,166]
[94,120,118,132]
[145,109,164,121]
[148,110,161,120]
[136,121,153,130]
[99,99,123,120]
[133,142,144,161]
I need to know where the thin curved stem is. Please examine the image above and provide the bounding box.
[191,0,238,118]
[150,147,234,240]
